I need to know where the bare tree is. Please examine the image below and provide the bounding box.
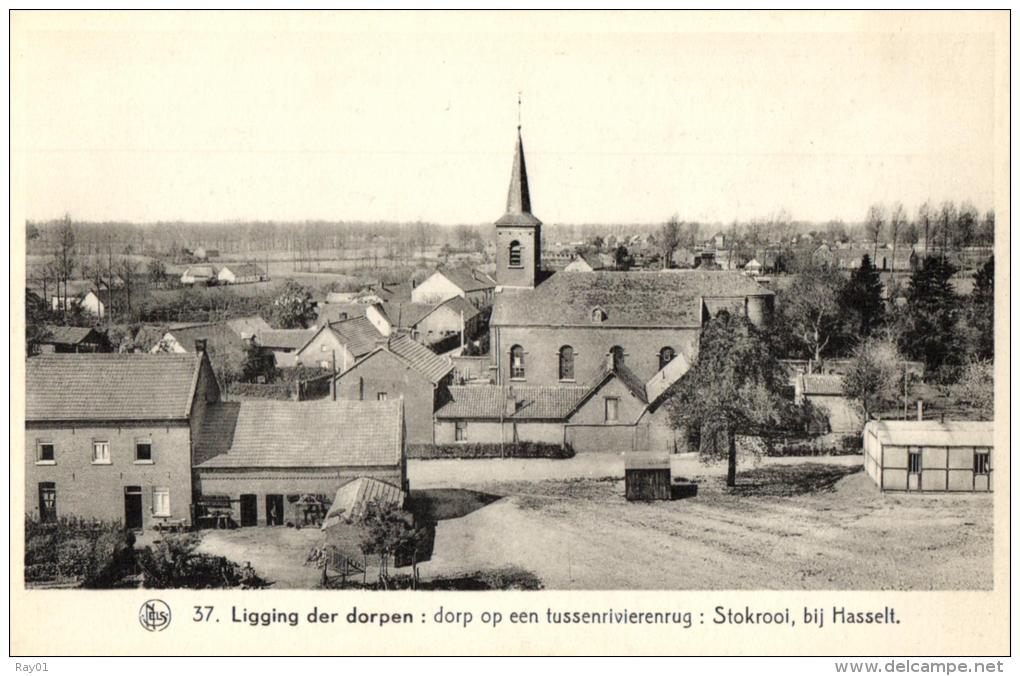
[917,201,932,257]
[56,214,76,320]
[865,204,885,262]
[659,214,682,269]
[888,202,907,285]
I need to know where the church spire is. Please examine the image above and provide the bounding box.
[496,127,541,227]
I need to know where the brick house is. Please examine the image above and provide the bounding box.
[487,129,773,389]
[293,315,385,369]
[412,267,496,308]
[192,399,406,526]
[334,334,454,445]
[25,350,220,529]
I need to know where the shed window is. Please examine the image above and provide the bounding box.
[509,240,522,267]
[605,397,619,422]
[92,440,111,464]
[974,452,990,475]
[510,345,526,379]
[908,450,922,474]
[455,421,467,442]
[591,308,607,323]
[135,440,152,462]
[37,441,55,463]
[558,346,574,380]
[153,487,171,518]
[377,392,388,401]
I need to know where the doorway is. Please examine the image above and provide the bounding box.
[266,494,284,526]
[240,494,258,527]
[124,486,143,530]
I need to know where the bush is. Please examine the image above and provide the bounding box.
[760,433,862,457]
[228,381,293,400]
[137,534,268,589]
[407,442,573,460]
[24,516,130,586]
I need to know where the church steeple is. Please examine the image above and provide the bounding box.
[496,129,541,227]
[494,124,542,288]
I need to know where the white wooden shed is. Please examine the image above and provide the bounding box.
[863,420,994,492]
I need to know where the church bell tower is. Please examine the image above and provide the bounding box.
[494,128,541,289]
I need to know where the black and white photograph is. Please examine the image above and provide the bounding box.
[11,9,1009,659]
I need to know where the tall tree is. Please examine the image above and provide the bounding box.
[899,256,963,374]
[917,201,932,256]
[659,215,682,270]
[968,257,994,360]
[270,280,316,328]
[666,311,792,487]
[56,214,76,319]
[783,265,847,363]
[840,254,885,340]
[888,202,907,284]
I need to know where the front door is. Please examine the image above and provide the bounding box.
[124,486,144,530]
[266,494,284,526]
[38,482,57,523]
[240,494,258,527]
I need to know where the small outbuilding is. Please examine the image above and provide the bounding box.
[624,453,672,501]
[863,420,994,492]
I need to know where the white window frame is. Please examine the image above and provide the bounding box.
[455,421,467,442]
[605,397,620,423]
[975,451,991,475]
[134,439,153,464]
[36,440,56,465]
[152,487,171,518]
[92,440,111,465]
[377,392,388,401]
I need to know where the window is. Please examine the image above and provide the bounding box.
[377,392,388,401]
[975,452,990,475]
[92,440,111,464]
[610,346,625,369]
[605,397,619,422]
[455,421,467,442]
[510,345,526,379]
[320,343,329,352]
[135,440,152,463]
[558,346,574,380]
[37,441,55,463]
[38,482,57,524]
[509,240,522,267]
[908,450,922,474]
[659,347,676,371]
[153,487,171,517]
[591,307,606,323]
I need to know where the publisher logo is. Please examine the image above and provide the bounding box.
[139,599,171,632]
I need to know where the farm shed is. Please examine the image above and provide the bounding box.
[624,453,671,501]
[863,420,994,492]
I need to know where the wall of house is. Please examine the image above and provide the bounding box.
[492,325,700,386]
[569,378,646,426]
[336,351,436,445]
[195,466,404,526]
[296,331,355,370]
[412,274,463,305]
[416,305,463,346]
[565,424,639,454]
[25,422,194,528]
[433,419,564,445]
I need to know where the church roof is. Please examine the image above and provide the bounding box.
[495,130,541,227]
[491,270,771,328]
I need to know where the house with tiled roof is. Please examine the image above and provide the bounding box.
[25,351,220,529]
[151,321,252,362]
[563,253,606,272]
[192,399,406,526]
[217,263,268,285]
[412,267,496,308]
[256,328,318,368]
[37,325,111,353]
[180,264,219,285]
[335,334,454,445]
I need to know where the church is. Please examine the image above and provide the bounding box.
[433,129,774,454]
[488,129,774,389]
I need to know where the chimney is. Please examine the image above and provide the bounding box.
[916,399,924,421]
[505,391,517,417]
[194,339,207,353]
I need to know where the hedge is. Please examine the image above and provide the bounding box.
[408,442,574,460]
[759,433,861,457]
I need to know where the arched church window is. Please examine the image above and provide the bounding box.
[509,240,522,267]
[510,345,526,379]
[659,347,676,371]
[558,346,574,380]
[610,346,625,369]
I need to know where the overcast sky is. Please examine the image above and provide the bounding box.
[12,12,1003,225]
